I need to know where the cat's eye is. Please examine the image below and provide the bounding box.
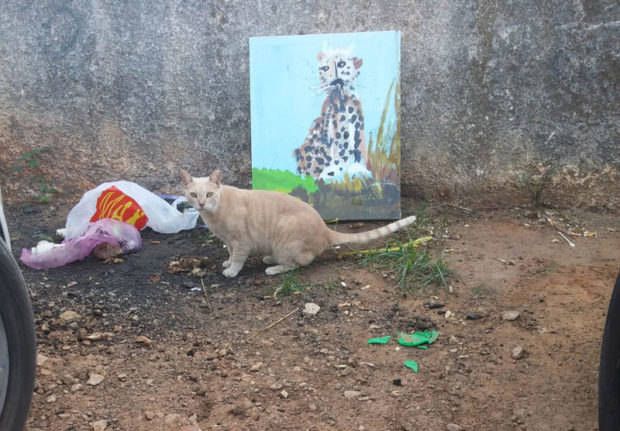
[319,66,329,72]
[190,192,197,198]
[206,192,213,198]
[337,60,346,68]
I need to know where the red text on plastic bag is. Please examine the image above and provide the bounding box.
[90,186,148,230]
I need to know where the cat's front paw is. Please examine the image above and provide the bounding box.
[222,259,231,268]
[223,267,240,278]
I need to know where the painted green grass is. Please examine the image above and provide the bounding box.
[367,78,401,190]
[252,168,318,195]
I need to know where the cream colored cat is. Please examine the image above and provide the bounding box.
[181,170,416,278]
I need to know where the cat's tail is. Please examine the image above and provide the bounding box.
[328,215,417,246]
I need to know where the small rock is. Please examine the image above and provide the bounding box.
[413,315,436,330]
[135,336,152,346]
[502,310,520,321]
[303,303,320,316]
[447,424,464,431]
[466,312,483,320]
[117,373,127,382]
[164,413,181,425]
[84,332,113,342]
[46,394,56,403]
[87,373,105,386]
[91,420,107,431]
[71,383,82,392]
[62,374,77,385]
[144,411,156,420]
[339,367,352,376]
[279,390,289,399]
[512,346,526,360]
[250,362,263,372]
[343,390,362,399]
[423,301,444,309]
[229,405,247,417]
[36,353,50,367]
[58,310,81,323]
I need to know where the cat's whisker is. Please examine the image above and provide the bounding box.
[350,82,369,90]
[312,89,330,95]
[313,83,332,92]
[312,85,333,95]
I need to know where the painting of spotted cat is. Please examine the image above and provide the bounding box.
[293,49,371,182]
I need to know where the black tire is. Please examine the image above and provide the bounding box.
[599,270,620,431]
[0,238,36,431]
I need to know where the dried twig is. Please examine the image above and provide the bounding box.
[547,217,576,247]
[246,308,299,342]
[557,231,575,248]
[200,278,212,310]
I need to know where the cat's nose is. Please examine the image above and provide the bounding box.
[199,202,205,208]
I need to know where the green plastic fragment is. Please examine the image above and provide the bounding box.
[367,336,392,344]
[397,330,439,347]
[427,330,439,343]
[405,360,418,373]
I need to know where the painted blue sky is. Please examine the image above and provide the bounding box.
[250,30,401,173]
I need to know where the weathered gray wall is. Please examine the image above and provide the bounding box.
[1,0,618,209]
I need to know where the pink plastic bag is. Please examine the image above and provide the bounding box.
[20,219,141,270]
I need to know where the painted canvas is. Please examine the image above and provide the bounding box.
[250,30,401,220]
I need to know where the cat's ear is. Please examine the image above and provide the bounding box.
[209,170,222,186]
[352,57,363,69]
[180,170,193,187]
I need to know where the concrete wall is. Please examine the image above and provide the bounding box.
[1,0,618,209]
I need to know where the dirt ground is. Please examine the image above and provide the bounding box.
[6,198,619,431]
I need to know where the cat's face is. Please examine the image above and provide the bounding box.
[317,51,362,90]
[181,170,221,213]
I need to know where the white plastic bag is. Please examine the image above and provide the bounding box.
[65,181,199,239]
